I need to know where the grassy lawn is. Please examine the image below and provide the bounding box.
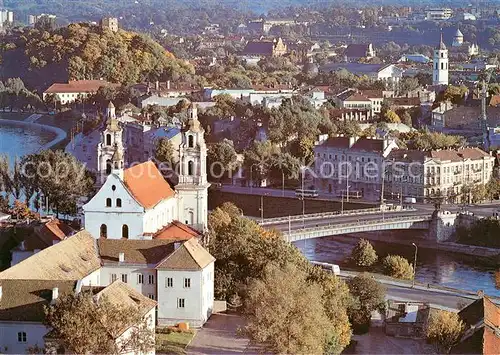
[156,331,195,354]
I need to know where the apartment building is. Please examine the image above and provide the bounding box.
[386,148,494,203]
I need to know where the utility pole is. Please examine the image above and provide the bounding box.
[301,167,305,229]
[260,194,264,223]
[346,167,350,203]
[412,243,418,288]
[282,170,285,197]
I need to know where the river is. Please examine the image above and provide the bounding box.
[295,231,500,297]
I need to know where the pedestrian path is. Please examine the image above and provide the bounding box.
[24,114,42,123]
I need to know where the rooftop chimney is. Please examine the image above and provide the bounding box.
[52,287,59,303]
[155,80,159,91]
[119,252,125,263]
[167,80,171,90]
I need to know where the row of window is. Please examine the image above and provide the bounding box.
[110,274,192,288]
[106,198,122,207]
[316,152,379,163]
[100,224,128,239]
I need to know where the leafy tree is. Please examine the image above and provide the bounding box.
[405,131,465,151]
[399,110,413,127]
[9,200,39,221]
[351,239,378,267]
[207,139,238,180]
[245,262,333,354]
[398,77,420,96]
[456,218,500,248]
[347,275,386,332]
[383,109,401,123]
[337,120,362,137]
[382,255,414,280]
[44,289,155,354]
[155,138,175,165]
[0,196,9,213]
[426,310,464,353]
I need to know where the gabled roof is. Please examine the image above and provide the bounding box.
[153,220,200,240]
[44,80,119,94]
[0,279,77,322]
[344,92,371,102]
[156,238,214,271]
[35,218,74,245]
[123,161,175,209]
[96,280,156,317]
[98,239,176,265]
[0,230,100,280]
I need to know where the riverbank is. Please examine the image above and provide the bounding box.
[337,231,500,262]
[0,119,67,152]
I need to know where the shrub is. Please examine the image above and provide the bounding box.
[351,239,378,267]
[382,255,414,280]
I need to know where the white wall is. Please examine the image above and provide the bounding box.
[176,188,208,232]
[200,263,214,323]
[82,268,101,287]
[157,269,206,327]
[0,322,48,354]
[143,198,177,235]
[83,174,145,239]
[100,265,157,299]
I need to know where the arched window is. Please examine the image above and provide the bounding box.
[188,161,194,176]
[106,160,112,175]
[106,198,112,207]
[106,134,112,146]
[188,135,194,148]
[116,198,122,207]
[122,225,129,239]
[100,224,107,238]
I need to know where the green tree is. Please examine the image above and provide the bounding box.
[382,255,414,280]
[351,239,378,267]
[207,139,237,181]
[245,262,333,354]
[155,138,175,165]
[426,310,465,353]
[347,275,386,332]
[44,289,155,354]
[383,109,401,123]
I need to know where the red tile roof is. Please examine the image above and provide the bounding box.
[123,161,175,209]
[360,90,384,99]
[153,220,200,240]
[44,80,119,94]
[344,92,371,102]
[490,95,500,107]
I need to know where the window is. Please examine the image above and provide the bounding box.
[106,198,112,207]
[138,273,144,284]
[100,224,107,238]
[106,134,112,146]
[188,161,194,176]
[122,224,129,239]
[121,274,128,283]
[148,274,155,284]
[106,159,112,175]
[111,273,117,282]
[148,294,155,300]
[17,332,27,343]
[177,298,185,308]
[111,185,116,191]
[116,198,122,207]
[188,135,194,147]
[166,277,173,287]
[184,278,191,288]
[435,63,438,70]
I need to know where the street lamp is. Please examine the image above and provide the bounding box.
[250,164,259,194]
[341,185,351,214]
[300,166,306,228]
[259,192,269,223]
[412,242,418,288]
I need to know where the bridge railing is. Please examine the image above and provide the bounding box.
[284,215,431,236]
[259,206,416,226]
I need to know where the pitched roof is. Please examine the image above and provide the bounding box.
[490,95,500,107]
[344,44,371,58]
[123,161,175,209]
[156,238,215,270]
[96,281,156,317]
[35,218,74,245]
[98,239,176,265]
[344,92,371,102]
[153,220,200,240]
[459,297,500,329]
[360,90,384,99]
[0,279,76,322]
[0,230,100,280]
[44,80,119,94]
[430,147,490,162]
[351,137,384,152]
[242,41,275,56]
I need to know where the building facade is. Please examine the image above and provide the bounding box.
[433,34,449,86]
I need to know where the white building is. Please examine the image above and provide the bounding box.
[43,80,119,105]
[84,103,210,236]
[426,8,453,21]
[0,10,14,28]
[433,34,449,86]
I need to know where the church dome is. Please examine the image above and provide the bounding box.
[455,28,464,38]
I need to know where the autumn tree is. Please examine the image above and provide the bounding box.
[347,275,386,332]
[44,290,155,354]
[351,239,378,267]
[155,138,176,165]
[426,310,465,353]
[207,139,238,181]
[383,109,401,123]
[245,262,334,354]
[382,255,414,280]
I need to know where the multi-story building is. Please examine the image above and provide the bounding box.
[43,80,119,105]
[28,13,56,27]
[343,43,376,62]
[0,10,14,28]
[312,134,398,201]
[426,8,453,21]
[386,148,494,203]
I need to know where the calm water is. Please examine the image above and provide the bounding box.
[295,233,500,297]
[0,121,53,162]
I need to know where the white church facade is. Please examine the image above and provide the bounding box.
[83,102,210,239]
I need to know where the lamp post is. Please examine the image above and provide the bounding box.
[412,242,418,288]
[282,170,285,197]
[341,185,351,214]
[301,166,305,229]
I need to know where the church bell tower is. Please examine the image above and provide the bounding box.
[433,33,449,86]
[176,104,210,232]
[97,101,124,185]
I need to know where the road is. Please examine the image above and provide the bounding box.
[384,284,472,310]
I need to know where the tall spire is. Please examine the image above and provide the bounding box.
[439,31,447,50]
